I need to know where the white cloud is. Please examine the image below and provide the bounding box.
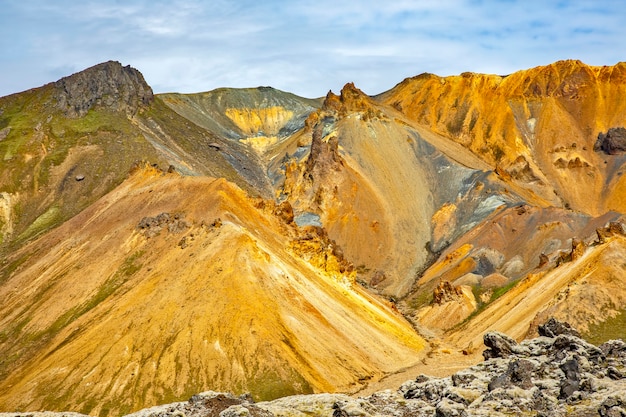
[1,0,625,98]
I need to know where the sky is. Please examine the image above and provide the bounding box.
[1,0,625,98]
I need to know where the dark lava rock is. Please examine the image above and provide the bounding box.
[598,396,626,417]
[127,391,275,417]
[488,359,535,391]
[595,127,626,155]
[538,317,581,338]
[54,61,153,118]
[551,334,604,363]
[559,359,580,399]
[601,339,626,359]
[483,331,519,359]
[332,402,350,417]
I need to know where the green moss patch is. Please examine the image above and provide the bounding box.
[583,309,626,345]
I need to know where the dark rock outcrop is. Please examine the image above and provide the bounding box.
[483,331,521,359]
[137,212,190,238]
[54,61,154,117]
[559,358,580,399]
[123,391,274,417]
[598,396,626,417]
[538,317,581,338]
[487,359,535,391]
[595,127,626,155]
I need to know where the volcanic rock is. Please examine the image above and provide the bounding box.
[571,237,586,260]
[482,331,521,359]
[597,221,626,243]
[273,200,295,224]
[538,317,581,338]
[137,212,191,238]
[595,127,626,155]
[54,61,153,117]
[487,359,535,391]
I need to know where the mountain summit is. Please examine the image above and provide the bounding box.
[0,60,625,416]
[54,61,154,117]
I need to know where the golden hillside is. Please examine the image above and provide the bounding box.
[0,167,424,416]
[1,60,626,416]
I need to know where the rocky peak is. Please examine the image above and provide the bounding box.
[321,89,342,113]
[317,83,382,120]
[54,60,154,117]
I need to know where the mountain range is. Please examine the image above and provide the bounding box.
[0,59,625,416]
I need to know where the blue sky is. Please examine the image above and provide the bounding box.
[1,0,624,98]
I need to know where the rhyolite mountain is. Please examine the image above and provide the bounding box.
[0,60,625,416]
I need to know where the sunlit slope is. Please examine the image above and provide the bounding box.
[379,60,626,215]
[0,78,165,250]
[403,202,624,332]
[0,167,424,416]
[445,232,626,352]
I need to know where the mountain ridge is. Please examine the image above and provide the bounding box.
[1,59,626,416]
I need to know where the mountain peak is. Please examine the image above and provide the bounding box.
[318,82,378,117]
[54,60,153,117]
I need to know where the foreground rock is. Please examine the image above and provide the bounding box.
[5,320,623,417]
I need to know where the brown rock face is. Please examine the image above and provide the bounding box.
[432,281,463,305]
[54,61,153,117]
[597,221,626,243]
[570,238,586,261]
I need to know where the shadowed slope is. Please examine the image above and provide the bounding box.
[158,87,321,193]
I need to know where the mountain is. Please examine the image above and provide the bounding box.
[0,60,625,416]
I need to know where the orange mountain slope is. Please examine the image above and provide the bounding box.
[379,60,626,215]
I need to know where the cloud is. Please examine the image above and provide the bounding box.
[0,0,625,98]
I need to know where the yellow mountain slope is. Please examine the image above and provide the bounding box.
[0,166,424,416]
